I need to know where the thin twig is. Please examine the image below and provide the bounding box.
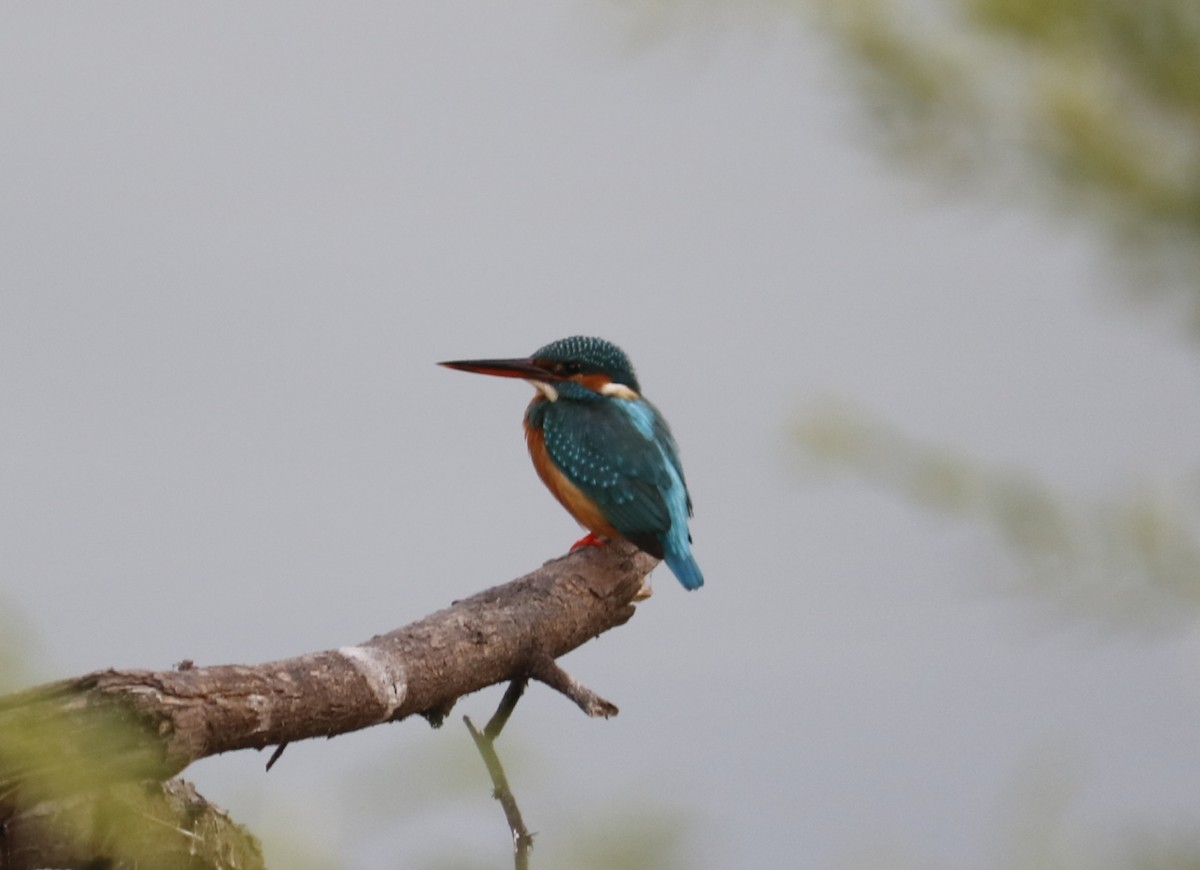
[264,742,288,771]
[528,651,619,718]
[466,680,535,870]
[485,677,528,740]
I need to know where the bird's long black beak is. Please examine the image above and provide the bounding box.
[438,356,560,381]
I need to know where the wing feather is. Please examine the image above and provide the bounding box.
[537,398,687,551]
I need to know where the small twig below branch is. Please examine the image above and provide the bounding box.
[485,677,528,740]
[466,680,535,870]
[528,651,619,718]
[264,742,288,772]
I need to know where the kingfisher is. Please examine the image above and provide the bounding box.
[440,336,703,590]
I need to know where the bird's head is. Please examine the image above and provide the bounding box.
[440,335,641,401]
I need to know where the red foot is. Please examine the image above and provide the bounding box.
[570,532,609,552]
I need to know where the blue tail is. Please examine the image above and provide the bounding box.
[664,545,704,591]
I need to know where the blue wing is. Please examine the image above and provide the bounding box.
[532,394,703,589]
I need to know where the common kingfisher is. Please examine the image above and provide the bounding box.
[440,336,703,591]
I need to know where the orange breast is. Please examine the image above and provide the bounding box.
[525,419,620,540]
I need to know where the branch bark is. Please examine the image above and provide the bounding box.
[0,542,657,868]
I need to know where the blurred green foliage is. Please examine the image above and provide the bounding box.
[617,0,1200,316]
[0,695,263,868]
[797,401,1200,627]
[751,0,1200,627]
[0,615,262,868]
[805,0,1200,320]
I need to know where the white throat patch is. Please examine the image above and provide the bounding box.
[529,380,559,402]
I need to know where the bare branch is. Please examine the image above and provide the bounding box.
[0,542,658,868]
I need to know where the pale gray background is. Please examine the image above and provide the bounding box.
[4,4,1200,868]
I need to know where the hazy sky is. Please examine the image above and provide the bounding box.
[4,4,1200,868]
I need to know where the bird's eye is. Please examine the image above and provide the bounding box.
[554,361,582,376]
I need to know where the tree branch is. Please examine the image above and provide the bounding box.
[0,542,658,867]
